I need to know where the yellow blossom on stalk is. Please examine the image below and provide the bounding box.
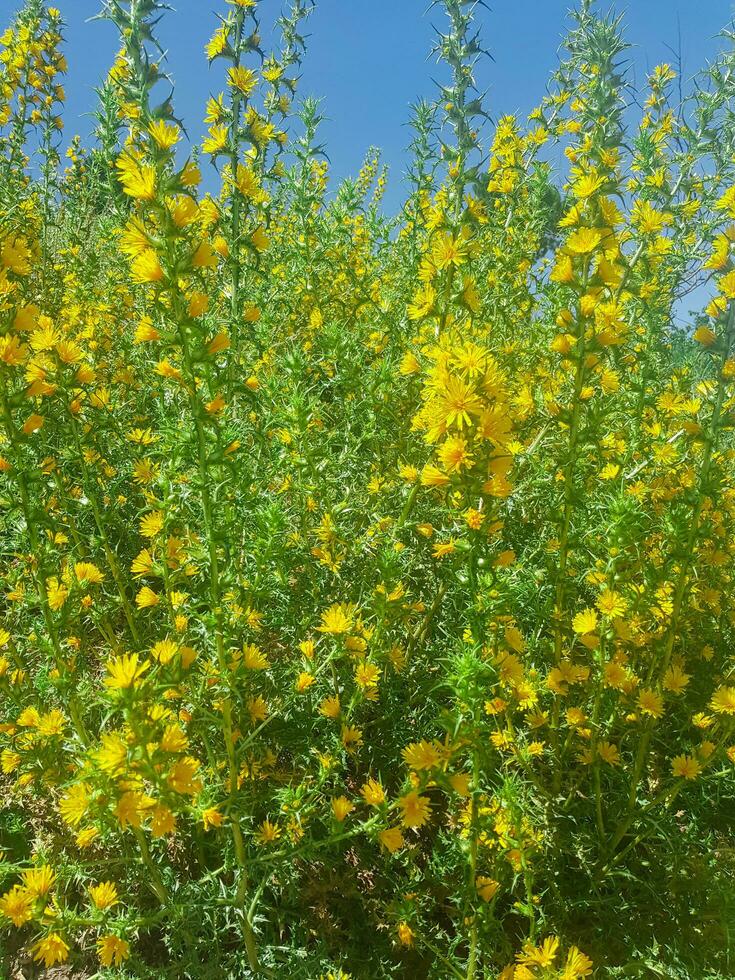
[476,876,500,901]
[598,742,621,766]
[331,796,354,821]
[89,881,119,910]
[402,740,442,771]
[710,686,735,714]
[202,806,225,831]
[148,119,180,150]
[0,885,34,926]
[295,671,315,693]
[379,826,404,853]
[361,778,386,806]
[241,643,269,669]
[136,586,159,608]
[572,608,598,635]
[566,226,603,255]
[317,602,355,634]
[228,65,257,95]
[97,935,130,967]
[168,757,202,795]
[672,755,701,780]
[319,695,341,718]
[151,637,178,665]
[437,434,474,472]
[203,124,228,155]
[74,561,104,585]
[140,511,164,537]
[432,539,457,559]
[131,249,164,283]
[596,589,626,618]
[116,155,156,200]
[105,653,149,690]
[150,804,176,838]
[431,231,467,270]
[32,933,69,968]
[398,791,432,828]
[637,689,664,719]
[59,783,91,827]
[355,662,380,690]
[255,819,281,846]
[95,732,129,776]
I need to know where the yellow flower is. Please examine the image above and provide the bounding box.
[116,155,156,200]
[1,750,21,774]
[432,539,457,559]
[672,754,701,780]
[241,643,270,669]
[402,740,442,771]
[254,819,281,846]
[663,665,690,694]
[295,671,316,693]
[317,602,355,634]
[341,725,363,750]
[566,226,603,255]
[32,933,70,968]
[115,791,145,829]
[22,865,55,899]
[74,561,104,585]
[431,231,468,270]
[105,653,150,690]
[398,790,432,827]
[37,709,66,738]
[331,796,354,822]
[136,585,160,608]
[94,733,128,776]
[562,946,594,979]
[710,686,735,714]
[360,778,386,806]
[436,375,483,430]
[151,637,178,665]
[150,804,176,838]
[355,662,380,690]
[693,325,716,347]
[47,576,68,610]
[148,119,180,150]
[168,757,202,795]
[57,776,92,826]
[596,589,626,618]
[131,249,164,284]
[572,608,598,635]
[140,510,164,537]
[22,413,44,434]
[0,885,34,926]
[437,434,474,472]
[202,806,225,831]
[637,689,664,719]
[319,695,341,719]
[97,935,130,967]
[519,936,559,968]
[476,876,500,901]
[379,826,404,853]
[89,881,119,910]
[228,65,257,95]
[203,123,228,155]
[598,742,620,766]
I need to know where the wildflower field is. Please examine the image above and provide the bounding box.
[1,0,735,976]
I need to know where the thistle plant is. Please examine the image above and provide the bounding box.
[1,0,734,977]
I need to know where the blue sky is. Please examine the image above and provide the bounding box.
[1,0,734,211]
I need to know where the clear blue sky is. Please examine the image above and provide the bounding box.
[1,0,734,211]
